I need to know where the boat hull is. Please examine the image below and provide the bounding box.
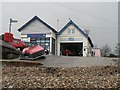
[20,45,45,60]
[0,40,20,59]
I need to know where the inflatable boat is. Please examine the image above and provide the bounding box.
[20,45,45,60]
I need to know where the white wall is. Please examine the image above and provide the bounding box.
[57,24,89,56]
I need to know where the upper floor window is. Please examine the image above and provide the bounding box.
[68,29,75,34]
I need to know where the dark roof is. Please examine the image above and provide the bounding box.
[18,16,57,33]
[58,20,94,47]
[88,37,94,47]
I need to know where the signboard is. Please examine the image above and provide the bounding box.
[69,38,74,41]
[27,34,46,38]
[61,38,82,41]
[30,37,37,41]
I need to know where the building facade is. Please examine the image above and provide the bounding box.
[18,16,57,55]
[18,16,94,56]
[57,20,93,57]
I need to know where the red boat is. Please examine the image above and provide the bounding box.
[3,32,27,51]
[20,45,45,60]
[10,39,27,51]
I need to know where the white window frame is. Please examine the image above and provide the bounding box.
[68,28,75,34]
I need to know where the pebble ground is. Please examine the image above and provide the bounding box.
[2,64,119,89]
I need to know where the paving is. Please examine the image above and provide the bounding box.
[37,55,118,67]
[0,55,118,67]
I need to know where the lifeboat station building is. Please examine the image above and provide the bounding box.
[18,16,57,55]
[18,16,94,57]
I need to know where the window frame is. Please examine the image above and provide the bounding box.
[68,28,75,34]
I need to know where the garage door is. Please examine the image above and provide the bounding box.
[60,43,83,56]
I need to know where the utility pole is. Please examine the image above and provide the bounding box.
[9,18,17,42]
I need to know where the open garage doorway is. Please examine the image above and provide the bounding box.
[60,43,83,56]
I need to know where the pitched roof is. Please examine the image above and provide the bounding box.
[18,16,57,33]
[58,20,94,47]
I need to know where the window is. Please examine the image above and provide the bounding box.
[36,38,40,42]
[22,38,28,42]
[68,29,75,34]
[72,29,75,34]
[68,29,71,34]
[39,38,50,50]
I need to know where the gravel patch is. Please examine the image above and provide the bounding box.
[2,65,119,89]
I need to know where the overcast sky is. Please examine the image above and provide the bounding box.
[1,1,118,52]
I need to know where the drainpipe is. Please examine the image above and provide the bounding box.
[56,20,59,56]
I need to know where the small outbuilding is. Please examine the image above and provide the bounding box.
[92,48,101,57]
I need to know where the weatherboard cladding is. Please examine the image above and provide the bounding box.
[58,20,94,47]
[20,19,51,34]
[18,16,93,47]
[18,16,57,33]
